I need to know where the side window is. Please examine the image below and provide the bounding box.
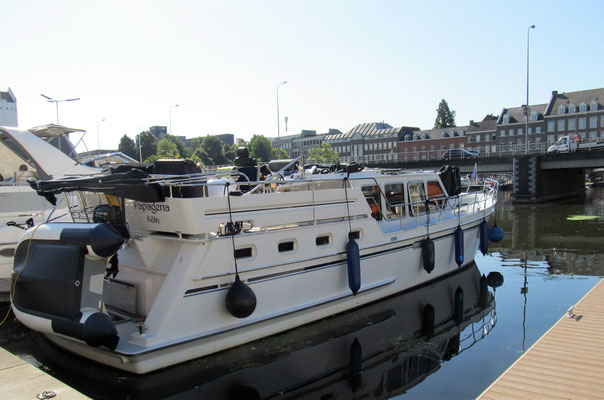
[384,183,404,219]
[361,185,382,221]
[408,182,426,215]
[427,181,445,210]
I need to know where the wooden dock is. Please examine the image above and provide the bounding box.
[0,346,89,399]
[478,278,604,400]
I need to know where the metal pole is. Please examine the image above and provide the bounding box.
[525,25,535,154]
[277,81,287,137]
[55,102,59,124]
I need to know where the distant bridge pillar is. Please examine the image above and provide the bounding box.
[512,155,585,203]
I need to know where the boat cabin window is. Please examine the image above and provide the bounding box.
[316,235,331,246]
[350,230,361,240]
[361,185,382,221]
[384,183,405,219]
[427,181,445,210]
[234,247,253,259]
[408,182,426,215]
[278,241,295,253]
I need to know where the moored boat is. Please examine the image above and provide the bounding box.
[11,152,499,373]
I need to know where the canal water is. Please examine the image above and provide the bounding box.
[1,187,602,399]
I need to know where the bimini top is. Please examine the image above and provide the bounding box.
[27,124,85,138]
[0,126,100,180]
[30,165,165,205]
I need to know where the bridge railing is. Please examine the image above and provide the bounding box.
[338,142,555,165]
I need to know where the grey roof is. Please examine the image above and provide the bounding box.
[467,116,498,133]
[324,122,399,140]
[548,88,604,114]
[500,103,547,124]
[408,126,469,140]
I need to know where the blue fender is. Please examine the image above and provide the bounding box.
[454,226,464,267]
[346,236,361,295]
[488,224,505,243]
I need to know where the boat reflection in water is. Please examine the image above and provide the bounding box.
[33,262,498,399]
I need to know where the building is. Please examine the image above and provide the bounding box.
[397,125,468,161]
[325,123,418,164]
[466,115,498,156]
[542,88,604,144]
[0,88,18,127]
[497,103,547,153]
[273,129,341,158]
[149,125,168,139]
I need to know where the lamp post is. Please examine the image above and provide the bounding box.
[525,25,535,154]
[97,118,105,155]
[169,104,179,135]
[277,81,287,137]
[40,94,80,124]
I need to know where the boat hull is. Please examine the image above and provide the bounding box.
[13,220,483,374]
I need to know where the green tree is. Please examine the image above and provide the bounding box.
[274,147,289,160]
[248,134,274,162]
[223,143,237,163]
[434,99,456,129]
[118,134,138,160]
[164,135,186,158]
[145,138,180,163]
[135,131,158,162]
[308,143,339,164]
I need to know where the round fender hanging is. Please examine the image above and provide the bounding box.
[479,220,489,255]
[488,224,505,243]
[422,237,435,273]
[225,275,257,318]
[346,234,361,295]
[81,312,119,350]
[454,226,464,267]
[454,286,464,324]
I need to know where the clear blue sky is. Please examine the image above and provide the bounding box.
[2,0,603,150]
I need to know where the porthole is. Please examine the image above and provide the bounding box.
[316,235,331,246]
[234,247,253,259]
[278,241,295,252]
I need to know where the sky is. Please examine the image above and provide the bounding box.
[2,0,604,151]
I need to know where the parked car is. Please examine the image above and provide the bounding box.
[442,149,479,160]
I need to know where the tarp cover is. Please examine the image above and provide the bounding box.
[29,167,165,205]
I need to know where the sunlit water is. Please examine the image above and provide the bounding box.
[0,188,602,399]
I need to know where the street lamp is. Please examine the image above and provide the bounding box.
[277,81,287,137]
[169,104,179,134]
[97,118,105,154]
[40,94,80,125]
[525,25,535,154]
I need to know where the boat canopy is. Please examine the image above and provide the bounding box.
[30,166,164,205]
[0,127,99,180]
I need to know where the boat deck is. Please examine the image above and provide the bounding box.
[478,278,604,400]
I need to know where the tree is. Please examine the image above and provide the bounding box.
[145,138,180,163]
[434,99,456,129]
[308,143,339,164]
[135,131,158,162]
[274,147,289,160]
[118,135,138,160]
[248,134,274,162]
[164,135,186,158]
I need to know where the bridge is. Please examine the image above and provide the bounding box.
[373,150,604,203]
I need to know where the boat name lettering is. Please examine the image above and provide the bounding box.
[147,215,160,224]
[133,202,171,214]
